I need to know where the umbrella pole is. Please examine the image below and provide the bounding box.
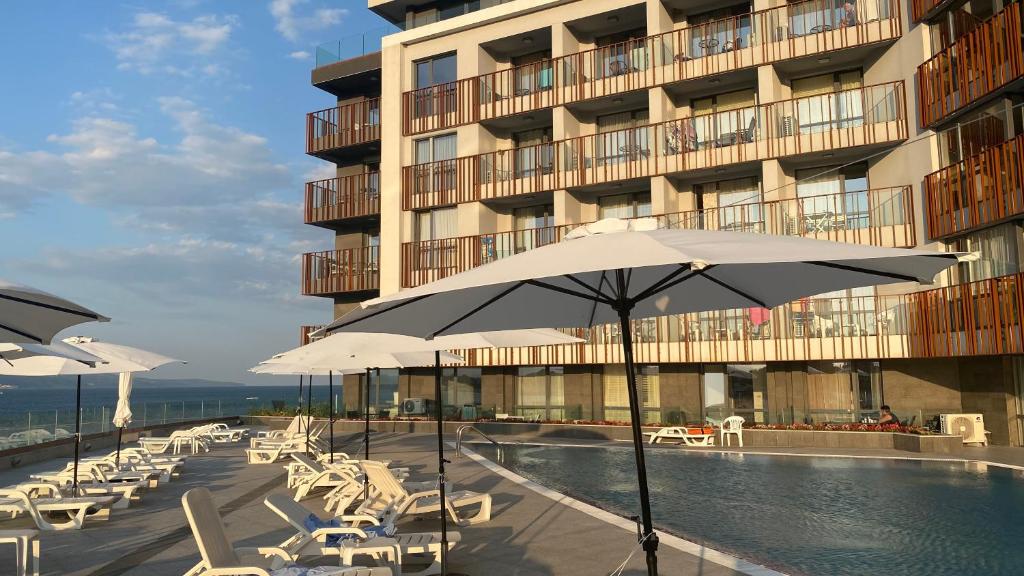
[328,370,334,464]
[363,367,371,501]
[306,374,313,456]
[115,426,124,466]
[298,375,304,432]
[615,272,659,576]
[72,375,82,497]
[434,351,449,575]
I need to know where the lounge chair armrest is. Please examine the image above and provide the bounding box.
[235,546,294,562]
[199,568,271,576]
[311,527,368,540]
[406,489,442,501]
[337,514,380,526]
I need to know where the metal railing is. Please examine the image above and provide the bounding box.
[305,172,381,225]
[301,247,380,296]
[306,99,381,155]
[402,0,901,134]
[455,424,508,462]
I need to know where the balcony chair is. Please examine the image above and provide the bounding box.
[720,416,746,447]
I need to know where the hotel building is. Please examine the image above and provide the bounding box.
[301,0,1024,445]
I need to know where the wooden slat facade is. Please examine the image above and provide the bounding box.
[925,133,1024,239]
[917,2,1024,128]
[401,0,902,135]
[403,82,908,210]
[301,247,380,296]
[305,172,381,225]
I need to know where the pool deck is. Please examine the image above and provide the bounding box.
[0,431,773,576]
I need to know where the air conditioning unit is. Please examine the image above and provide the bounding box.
[402,397,432,416]
[940,413,989,445]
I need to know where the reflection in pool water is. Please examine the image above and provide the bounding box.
[471,444,1024,576]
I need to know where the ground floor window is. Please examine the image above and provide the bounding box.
[442,368,482,420]
[702,364,768,424]
[514,366,565,421]
[603,365,661,424]
[368,369,400,418]
[804,361,881,423]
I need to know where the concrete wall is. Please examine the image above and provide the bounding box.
[958,356,1020,446]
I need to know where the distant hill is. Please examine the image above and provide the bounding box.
[0,375,246,389]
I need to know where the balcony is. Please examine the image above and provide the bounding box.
[917,3,1024,128]
[306,99,381,162]
[402,186,912,287]
[401,0,901,135]
[301,247,380,297]
[305,173,381,227]
[925,134,1024,239]
[403,82,908,210]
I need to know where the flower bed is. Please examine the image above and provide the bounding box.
[748,422,931,434]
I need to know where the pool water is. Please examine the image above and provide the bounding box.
[471,444,1024,576]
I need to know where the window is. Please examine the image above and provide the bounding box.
[512,128,554,179]
[412,133,457,196]
[415,207,458,270]
[702,364,768,424]
[596,109,650,164]
[603,365,661,423]
[515,366,565,421]
[796,164,874,231]
[694,178,762,232]
[792,70,864,133]
[511,50,553,95]
[955,223,1023,283]
[594,28,648,78]
[441,368,482,419]
[804,361,882,423]
[415,53,457,89]
[684,5,753,59]
[806,286,877,338]
[367,369,400,417]
[413,53,457,117]
[691,89,757,149]
[599,192,651,219]
[406,1,486,29]
[512,204,556,253]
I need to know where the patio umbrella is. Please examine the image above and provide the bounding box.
[322,218,960,576]
[63,337,186,465]
[0,281,108,344]
[249,363,363,456]
[0,342,103,365]
[264,328,580,576]
[0,338,183,495]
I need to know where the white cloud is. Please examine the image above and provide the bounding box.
[289,50,311,60]
[270,0,346,42]
[101,12,238,75]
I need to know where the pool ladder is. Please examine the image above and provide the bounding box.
[455,425,508,463]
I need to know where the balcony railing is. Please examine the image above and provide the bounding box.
[403,82,907,210]
[315,28,392,67]
[917,3,1024,128]
[925,134,1024,239]
[306,98,381,156]
[402,186,912,287]
[455,271,1024,366]
[401,0,901,135]
[305,173,381,225]
[300,325,325,346]
[301,247,380,296]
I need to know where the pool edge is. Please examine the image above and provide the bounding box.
[456,442,789,576]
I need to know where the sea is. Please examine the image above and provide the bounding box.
[0,384,336,438]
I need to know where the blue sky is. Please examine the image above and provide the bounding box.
[0,1,392,385]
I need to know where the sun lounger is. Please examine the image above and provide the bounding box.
[0,488,118,531]
[250,423,326,450]
[13,481,141,509]
[181,487,392,576]
[208,423,249,443]
[139,425,214,455]
[358,462,491,527]
[644,426,716,446]
[266,493,458,576]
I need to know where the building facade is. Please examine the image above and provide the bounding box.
[302,0,1024,444]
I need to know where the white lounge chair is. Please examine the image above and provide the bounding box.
[720,416,745,447]
[0,488,118,531]
[644,426,716,446]
[359,462,491,527]
[13,481,141,510]
[266,493,459,576]
[181,487,392,576]
[208,423,249,443]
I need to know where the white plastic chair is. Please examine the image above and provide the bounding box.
[720,416,745,447]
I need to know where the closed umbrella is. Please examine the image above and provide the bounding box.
[113,372,133,464]
[323,218,960,575]
[0,338,184,494]
[0,281,108,344]
[264,328,580,576]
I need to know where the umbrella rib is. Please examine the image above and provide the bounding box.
[700,270,769,308]
[0,293,102,319]
[524,279,615,305]
[0,321,43,344]
[564,274,616,301]
[325,294,432,334]
[429,281,528,338]
[585,271,611,327]
[807,261,921,283]
[630,265,718,305]
[629,264,694,303]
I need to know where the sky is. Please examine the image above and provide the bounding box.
[0,1,394,385]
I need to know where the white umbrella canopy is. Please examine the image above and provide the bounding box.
[249,363,363,376]
[63,337,186,373]
[0,342,104,365]
[0,281,108,344]
[324,219,961,576]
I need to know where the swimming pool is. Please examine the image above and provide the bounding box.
[470,443,1024,576]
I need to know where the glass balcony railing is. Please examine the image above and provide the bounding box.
[314,27,394,67]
